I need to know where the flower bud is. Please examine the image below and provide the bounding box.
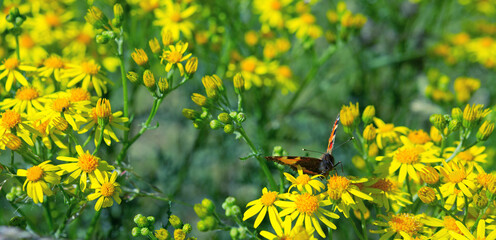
[182,224,192,234]
[158,77,169,93]
[203,216,217,230]
[143,70,156,88]
[473,191,488,209]
[362,105,375,125]
[218,113,231,123]
[418,186,436,204]
[185,57,198,76]
[126,71,139,84]
[169,215,183,229]
[419,166,440,186]
[52,116,69,132]
[430,114,447,131]
[154,228,170,240]
[149,38,161,54]
[430,126,442,144]
[161,30,174,46]
[3,133,22,151]
[131,48,149,67]
[96,98,112,125]
[210,120,222,129]
[194,203,208,219]
[477,121,494,142]
[236,112,246,123]
[141,227,150,236]
[363,124,376,142]
[452,107,463,122]
[131,227,140,237]
[202,198,215,213]
[182,109,198,120]
[448,119,460,132]
[197,220,208,232]
[222,196,236,208]
[174,229,186,240]
[211,75,224,92]
[191,93,207,107]
[224,124,234,134]
[135,215,148,228]
[147,216,155,225]
[351,155,366,170]
[113,3,124,23]
[233,73,244,94]
[368,142,379,157]
[230,228,239,239]
[96,34,109,44]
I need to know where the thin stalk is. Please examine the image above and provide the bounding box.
[463,194,469,223]
[435,203,461,221]
[93,124,105,155]
[85,210,101,240]
[82,131,93,148]
[15,35,20,60]
[346,217,365,240]
[360,211,368,240]
[406,178,413,202]
[237,126,277,191]
[118,55,129,143]
[11,150,14,167]
[471,203,491,232]
[43,201,54,233]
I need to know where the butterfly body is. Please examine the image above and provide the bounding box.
[266,114,341,176]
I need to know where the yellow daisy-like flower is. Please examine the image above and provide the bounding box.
[438,160,477,198]
[450,220,496,240]
[35,94,91,131]
[153,0,197,40]
[57,145,114,192]
[0,109,40,146]
[445,145,487,170]
[373,117,409,149]
[38,55,67,82]
[160,42,192,76]
[278,192,339,238]
[253,0,292,28]
[371,213,430,239]
[0,85,48,114]
[286,3,323,39]
[243,187,283,233]
[62,60,108,96]
[227,56,269,90]
[284,167,325,194]
[429,216,464,239]
[326,174,373,218]
[0,57,37,91]
[363,178,412,211]
[16,161,61,204]
[32,117,67,149]
[376,136,443,184]
[260,216,317,240]
[78,106,129,146]
[407,129,432,146]
[87,171,122,211]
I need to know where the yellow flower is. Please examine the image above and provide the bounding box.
[253,0,292,28]
[153,0,197,40]
[449,220,496,240]
[278,192,338,238]
[32,118,67,149]
[131,48,149,67]
[284,167,325,194]
[0,57,37,91]
[326,175,373,218]
[17,161,61,204]
[38,55,66,82]
[1,86,49,114]
[260,216,317,240]
[62,60,109,96]
[371,213,430,239]
[243,187,283,233]
[87,171,122,211]
[407,129,431,145]
[35,92,91,131]
[445,145,487,170]
[0,109,40,146]
[376,136,442,184]
[438,160,477,199]
[373,117,409,149]
[78,106,128,146]
[363,178,411,211]
[286,3,323,39]
[428,216,464,239]
[160,42,192,76]
[57,145,114,191]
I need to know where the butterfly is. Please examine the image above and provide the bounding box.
[265,114,341,176]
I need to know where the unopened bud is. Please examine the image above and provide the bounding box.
[233,73,244,94]
[448,119,460,132]
[362,105,375,125]
[236,112,246,123]
[418,186,436,204]
[218,113,231,123]
[169,215,183,229]
[191,93,207,106]
[224,124,234,134]
[430,114,447,131]
[210,120,222,129]
[452,107,462,122]
[185,57,198,75]
[473,191,488,209]
[161,30,173,46]
[143,70,156,88]
[149,38,161,54]
[113,4,123,26]
[126,71,139,84]
[363,124,376,142]
[477,121,494,142]
[182,109,198,120]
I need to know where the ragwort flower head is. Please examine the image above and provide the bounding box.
[17,161,61,204]
[38,55,66,82]
[253,0,292,29]
[363,178,411,211]
[438,160,477,198]
[260,216,317,240]
[62,60,108,96]
[326,174,372,217]
[57,145,114,191]
[79,104,128,146]
[0,86,48,114]
[87,171,122,211]
[373,117,409,149]
[153,0,197,40]
[0,57,37,91]
[284,166,325,194]
[449,219,496,240]
[371,213,430,239]
[160,42,192,76]
[0,109,40,146]
[243,187,283,233]
[445,145,487,170]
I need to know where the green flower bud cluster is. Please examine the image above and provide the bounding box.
[131,214,155,237]
[6,186,23,201]
[230,227,248,240]
[222,197,241,217]
[195,198,219,232]
[5,7,26,36]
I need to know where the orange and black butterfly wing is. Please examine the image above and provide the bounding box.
[265,156,322,175]
[326,114,340,154]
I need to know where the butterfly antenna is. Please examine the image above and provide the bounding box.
[334,137,354,150]
[302,148,326,155]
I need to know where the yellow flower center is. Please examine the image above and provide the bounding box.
[278,66,292,78]
[447,168,467,183]
[241,59,257,72]
[407,130,431,145]
[371,179,394,192]
[45,13,61,27]
[53,98,70,112]
[26,166,44,182]
[20,34,35,48]
[44,56,64,69]
[3,58,19,70]
[100,182,115,197]
[394,147,422,164]
[388,213,423,236]
[16,86,40,100]
[379,123,394,133]
[77,153,99,173]
[301,13,316,24]
[1,110,21,129]
[296,174,310,185]
[457,150,474,162]
[295,193,319,215]
[327,175,350,200]
[260,191,278,206]
[270,0,282,10]
[170,12,182,22]
[477,173,495,188]
[81,61,100,75]
[166,50,183,64]
[443,216,462,234]
[70,88,91,102]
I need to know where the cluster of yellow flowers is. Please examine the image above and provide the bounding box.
[424,69,481,105]
[243,102,496,239]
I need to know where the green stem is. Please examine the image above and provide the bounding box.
[406,178,413,202]
[118,55,129,143]
[15,35,20,61]
[446,130,466,163]
[360,211,368,240]
[471,203,491,232]
[11,150,14,167]
[85,210,101,240]
[43,201,54,233]
[55,201,75,237]
[463,194,469,223]
[347,217,365,240]
[237,126,277,191]
[281,44,337,116]
[435,186,445,209]
[436,203,461,221]
[93,124,105,155]
[82,131,93,148]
